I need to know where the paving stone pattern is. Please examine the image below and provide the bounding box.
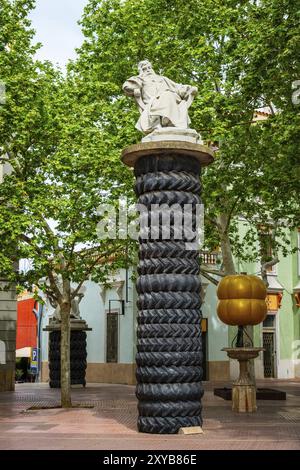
[0,380,299,450]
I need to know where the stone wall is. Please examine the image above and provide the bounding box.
[42,360,230,384]
[41,361,136,385]
[0,283,17,391]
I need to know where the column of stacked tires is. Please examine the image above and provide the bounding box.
[135,153,204,434]
[48,330,87,388]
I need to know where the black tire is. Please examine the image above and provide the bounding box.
[138,191,201,207]
[49,360,60,370]
[137,323,201,338]
[50,331,60,340]
[137,292,202,309]
[71,380,85,385]
[134,154,201,177]
[139,241,199,260]
[138,258,200,275]
[49,370,60,380]
[74,331,86,339]
[70,340,87,349]
[71,371,82,380]
[135,171,201,195]
[136,351,203,367]
[138,222,197,243]
[48,352,60,361]
[137,274,201,294]
[71,361,87,370]
[136,365,203,383]
[137,337,202,352]
[138,400,202,417]
[138,416,202,434]
[136,382,204,401]
[137,309,201,325]
[49,380,60,388]
[49,344,60,351]
[71,351,87,360]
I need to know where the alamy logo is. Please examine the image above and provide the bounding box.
[96,198,205,250]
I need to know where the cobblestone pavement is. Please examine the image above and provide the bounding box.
[0,379,299,450]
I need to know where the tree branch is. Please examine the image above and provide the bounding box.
[47,269,63,303]
[261,256,279,286]
[200,269,219,286]
[224,196,241,234]
[20,234,43,255]
[201,265,226,277]
[71,243,123,299]
[206,215,222,230]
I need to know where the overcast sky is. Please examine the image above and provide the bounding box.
[29,0,88,67]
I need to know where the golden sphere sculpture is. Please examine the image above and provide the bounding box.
[217,274,267,326]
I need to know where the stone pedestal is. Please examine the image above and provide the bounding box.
[122,140,214,434]
[222,347,263,413]
[142,128,203,144]
[44,319,91,388]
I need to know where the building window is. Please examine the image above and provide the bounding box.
[106,312,119,363]
[263,314,276,328]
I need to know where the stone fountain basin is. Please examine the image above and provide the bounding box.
[222,347,264,361]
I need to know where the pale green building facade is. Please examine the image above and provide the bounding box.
[40,227,300,383]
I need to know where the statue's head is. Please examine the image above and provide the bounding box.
[138,60,154,75]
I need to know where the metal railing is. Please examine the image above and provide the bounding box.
[200,251,219,265]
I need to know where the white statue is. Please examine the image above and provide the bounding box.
[123,60,198,134]
[47,277,86,322]
[49,290,84,322]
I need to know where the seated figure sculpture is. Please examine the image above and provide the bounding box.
[123,60,198,134]
[47,276,86,322]
[49,291,84,323]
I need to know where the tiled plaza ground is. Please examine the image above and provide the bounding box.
[0,380,299,450]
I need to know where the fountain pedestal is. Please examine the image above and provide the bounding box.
[222,347,263,412]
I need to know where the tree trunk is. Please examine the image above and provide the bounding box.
[216,213,236,275]
[60,303,72,408]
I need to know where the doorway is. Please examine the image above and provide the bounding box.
[263,331,276,378]
[106,313,119,363]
